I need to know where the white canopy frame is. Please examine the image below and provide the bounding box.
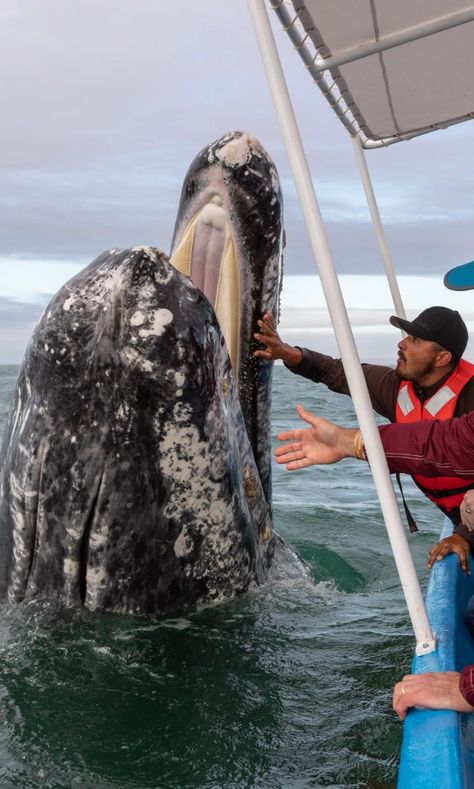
[311,7,474,73]
[269,0,474,149]
[247,0,436,654]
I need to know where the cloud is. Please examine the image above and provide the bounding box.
[1,1,470,274]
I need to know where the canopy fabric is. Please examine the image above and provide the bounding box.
[273,0,474,145]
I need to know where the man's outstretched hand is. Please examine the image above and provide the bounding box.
[275,404,358,470]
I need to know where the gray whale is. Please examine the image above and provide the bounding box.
[0,247,275,615]
[0,132,284,617]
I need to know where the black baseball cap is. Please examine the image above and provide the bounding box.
[390,306,468,358]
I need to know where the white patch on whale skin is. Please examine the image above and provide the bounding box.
[89,527,109,551]
[269,163,280,191]
[165,370,186,389]
[130,311,145,327]
[63,557,80,579]
[131,245,158,261]
[65,522,82,541]
[159,382,255,594]
[18,404,33,446]
[8,391,23,446]
[63,295,76,312]
[216,134,256,168]
[101,266,131,294]
[174,527,193,558]
[152,253,174,285]
[116,403,130,421]
[138,308,173,339]
[7,469,41,602]
[154,268,173,285]
[159,424,202,477]
[171,402,193,425]
[18,442,31,458]
[120,347,154,375]
[85,565,107,607]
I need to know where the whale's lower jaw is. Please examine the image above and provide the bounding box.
[0,246,274,617]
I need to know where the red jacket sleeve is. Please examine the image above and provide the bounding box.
[459,665,474,706]
[378,412,474,478]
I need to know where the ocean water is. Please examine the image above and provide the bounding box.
[0,364,442,789]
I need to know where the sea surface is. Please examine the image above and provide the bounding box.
[0,364,442,789]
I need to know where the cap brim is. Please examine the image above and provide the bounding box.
[444,261,474,291]
[390,315,416,334]
[389,315,434,341]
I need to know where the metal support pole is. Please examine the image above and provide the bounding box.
[351,134,406,321]
[247,0,435,655]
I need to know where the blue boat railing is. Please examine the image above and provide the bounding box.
[398,520,474,788]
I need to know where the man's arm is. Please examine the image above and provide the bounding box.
[379,412,474,478]
[276,407,474,478]
[287,350,397,420]
[253,313,398,420]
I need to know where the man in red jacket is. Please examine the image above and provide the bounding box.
[255,306,474,566]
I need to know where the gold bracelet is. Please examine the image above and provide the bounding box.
[353,430,367,461]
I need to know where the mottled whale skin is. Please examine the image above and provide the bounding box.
[0,247,274,616]
[170,131,283,508]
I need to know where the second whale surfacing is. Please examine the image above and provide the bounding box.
[0,132,284,617]
[171,131,283,507]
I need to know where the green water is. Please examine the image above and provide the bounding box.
[0,365,441,788]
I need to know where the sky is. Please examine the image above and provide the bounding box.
[1,1,474,363]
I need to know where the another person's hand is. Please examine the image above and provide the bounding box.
[393,672,474,720]
[253,313,303,366]
[428,534,471,574]
[275,404,358,469]
[460,490,474,532]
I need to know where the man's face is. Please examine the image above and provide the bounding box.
[395,335,442,381]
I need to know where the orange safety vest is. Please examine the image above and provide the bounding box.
[395,359,474,516]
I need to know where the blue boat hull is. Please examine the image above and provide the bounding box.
[398,521,474,787]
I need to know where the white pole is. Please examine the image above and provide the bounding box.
[351,134,407,321]
[247,0,435,655]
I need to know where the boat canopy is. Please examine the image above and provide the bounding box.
[271,0,474,147]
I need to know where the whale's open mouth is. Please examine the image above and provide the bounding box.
[170,195,241,376]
